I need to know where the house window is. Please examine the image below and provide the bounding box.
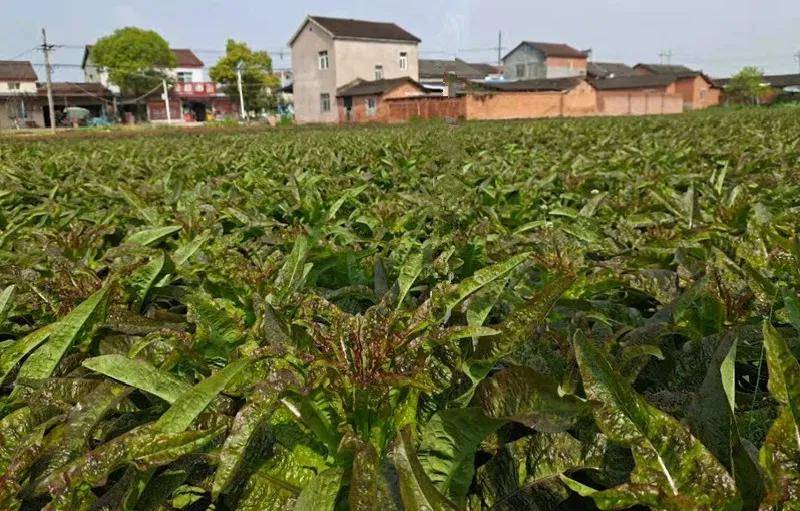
[318,51,329,70]
[700,89,707,101]
[320,93,331,112]
[399,52,407,70]
[177,72,193,83]
[375,65,384,80]
[8,82,20,90]
[515,64,525,78]
[366,97,377,116]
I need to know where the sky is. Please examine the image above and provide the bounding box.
[2,0,799,81]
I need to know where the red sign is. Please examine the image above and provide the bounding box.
[173,82,218,97]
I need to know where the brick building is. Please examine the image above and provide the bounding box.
[502,42,588,80]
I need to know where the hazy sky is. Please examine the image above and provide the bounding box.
[3,0,799,81]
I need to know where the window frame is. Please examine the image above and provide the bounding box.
[320,92,331,113]
[399,52,408,71]
[366,97,377,116]
[318,51,329,70]
[8,82,20,91]
[374,64,384,80]
[176,72,193,83]
[515,64,525,78]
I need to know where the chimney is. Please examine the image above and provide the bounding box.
[446,72,457,98]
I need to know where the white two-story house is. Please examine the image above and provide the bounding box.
[0,60,41,129]
[289,16,421,123]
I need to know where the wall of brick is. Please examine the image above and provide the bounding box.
[597,91,683,116]
[674,76,720,110]
[385,97,465,122]
[465,91,561,120]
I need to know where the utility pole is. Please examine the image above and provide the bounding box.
[236,61,246,121]
[497,31,502,66]
[795,50,800,73]
[40,28,56,133]
[162,79,172,125]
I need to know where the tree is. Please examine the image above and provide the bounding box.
[209,40,280,116]
[725,67,769,105]
[91,27,176,99]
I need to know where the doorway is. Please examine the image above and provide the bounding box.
[190,102,207,122]
[343,97,353,121]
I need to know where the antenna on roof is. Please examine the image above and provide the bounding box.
[658,49,673,65]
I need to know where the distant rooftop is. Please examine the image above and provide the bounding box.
[587,62,636,79]
[291,16,420,45]
[478,76,586,92]
[419,59,486,80]
[634,63,697,76]
[336,77,424,97]
[590,74,680,90]
[503,41,587,61]
[0,60,37,81]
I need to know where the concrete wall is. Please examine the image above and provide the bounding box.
[333,39,418,87]
[0,98,45,129]
[597,91,683,116]
[0,80,37,94]
[292,21,338,123]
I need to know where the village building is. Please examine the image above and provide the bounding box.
[289,16,421,123]
[0,60,40,129]
[501,42,588,81]
[82,46,236,122]
[337,77,428,122]
[587,62,636,80]
[418,58,500,93]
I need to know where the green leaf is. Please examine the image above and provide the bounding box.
[271,236,311,304]
[125,225,182,246]
[763,322,800,424]
[759,322,800,508]
[390,428,460,511]
[212,388,278,499]
[471,275,574,374]
[17,286,110,381]
[476,432,608,510]
[126,252,174,312]
[235,444,327,511]
[38,424,221,496]
[475,365,587,433]
[294,468,344,511]
[0,324,53,384]
[155,358,249,433]
[82,354,191,403]
[173,231,210,266]
[417,408,502,506]
[573,331,741,511]
[687,334,763,510]
[295,389,343,457]
[344,433,397,511]
[0,285,15,326]
[189,292,247,360]
[396,250,423,308]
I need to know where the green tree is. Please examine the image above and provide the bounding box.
[91,27,176,100]
[725,67,769,105]
[209,40,280,116]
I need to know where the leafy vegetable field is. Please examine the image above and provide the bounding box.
[1,109,800,511]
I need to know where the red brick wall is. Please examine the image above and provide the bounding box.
[597,91,683,116]
[674,76,720,110]
[465,81,598,120]
[385,97,466,123]
[546,56,588,71]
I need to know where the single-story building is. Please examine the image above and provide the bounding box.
[593,71,720,110]
[587,62,636,80]
[337,77,428,122]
